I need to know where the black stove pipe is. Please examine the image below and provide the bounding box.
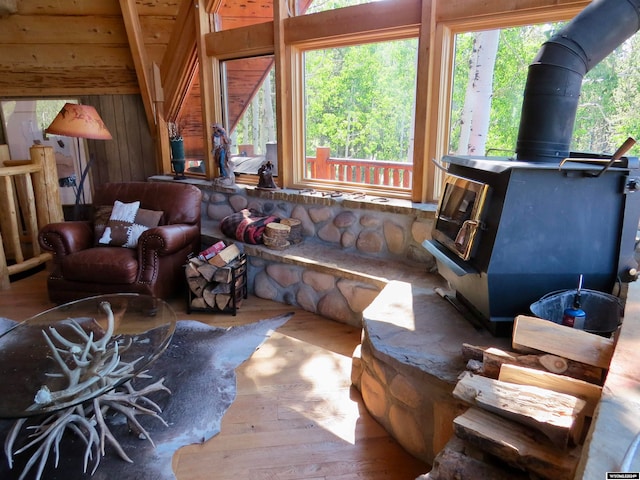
[516,0,640,163]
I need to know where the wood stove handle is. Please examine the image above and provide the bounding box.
[595,137,636,177]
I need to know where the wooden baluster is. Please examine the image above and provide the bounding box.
[0,232,8,290]
[315,146,331,180]
[29,145,63,227]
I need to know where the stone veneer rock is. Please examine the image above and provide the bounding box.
[193,182,437,326]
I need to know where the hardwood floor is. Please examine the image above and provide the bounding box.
[0,269,429,479]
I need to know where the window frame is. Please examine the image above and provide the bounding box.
[289,33,420,199]
[204,0,587,201]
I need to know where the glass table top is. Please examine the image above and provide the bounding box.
[0,294,176,419]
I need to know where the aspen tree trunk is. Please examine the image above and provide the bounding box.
[252,94,260,153]
[457,30,500,156]
[263,72,276,143]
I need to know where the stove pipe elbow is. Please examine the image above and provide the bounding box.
[515,0,640,162]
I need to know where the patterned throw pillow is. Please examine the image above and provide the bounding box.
[98,200,163,248]
[93,205,114,245]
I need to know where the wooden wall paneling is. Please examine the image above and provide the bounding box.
[123,95,160,182]
[86,132,109,190]
[135,0,182,17]
[0,70,140,98]
[0,43,139,97]
[139,16,176,44]
[14,0,121,16]
[1,45,135,71]
[0,15,128,44]
[81,94,156,188]
[115,96,135,182]
[99,96,125,184]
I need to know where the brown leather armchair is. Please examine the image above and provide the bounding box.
[39,182,202,304]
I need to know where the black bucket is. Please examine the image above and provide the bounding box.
[530,289,622,337]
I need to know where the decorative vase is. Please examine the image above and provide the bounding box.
[170,138,186,180]
[171,159,186,180]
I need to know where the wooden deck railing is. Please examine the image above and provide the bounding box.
[0,145,64,289]
[306,147,413,188]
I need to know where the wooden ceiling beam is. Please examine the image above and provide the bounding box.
[436,0,589,24]
[284,0,421,46]
[119,0,156,137]
[205,21,274,59]
[161,0,198,122]
[195,0,216,180]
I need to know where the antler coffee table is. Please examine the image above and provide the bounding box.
[0,294,176,479]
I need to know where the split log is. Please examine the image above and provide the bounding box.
[185,261,202,278]
[190,297,207,310]
[428,436,528,480]
[461,343,485,362]
[498,364,602,417]
[215,294,231,310]
[187,276,208,297]
[212,267,233,283]
[454,407,582,480]
[202,284,231,308]
[512,315,614,369]
[453,371,587,448]
[481,346,604,385]
[197,263,218,282]
[209,243,240,267]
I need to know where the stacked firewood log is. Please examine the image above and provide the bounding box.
[185,243,244,311]
[425,315,616,480]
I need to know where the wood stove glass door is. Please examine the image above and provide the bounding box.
[433,173,489,261]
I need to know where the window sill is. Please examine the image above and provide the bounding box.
[149,174,437,218]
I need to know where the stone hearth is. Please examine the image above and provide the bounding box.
[350,280,510,464]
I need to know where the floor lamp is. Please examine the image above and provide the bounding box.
[45,103,112,218]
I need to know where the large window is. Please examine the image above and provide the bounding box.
[302,39,418,191]
[449,23,640,158]
[221,56,277,176]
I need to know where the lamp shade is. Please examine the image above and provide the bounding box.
[45,103,112,140]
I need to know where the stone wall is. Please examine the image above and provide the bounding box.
[199,185,437,267]
[182,179,438,326]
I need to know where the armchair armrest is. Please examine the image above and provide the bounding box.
[136,224,200,284]
[138,224,200,255]
[39,221,94,258]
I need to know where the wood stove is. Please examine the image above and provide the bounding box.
[424,154,640,335]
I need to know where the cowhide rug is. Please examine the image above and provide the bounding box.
[0,313,292,480]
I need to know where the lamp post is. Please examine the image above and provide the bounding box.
[45,103,112,215]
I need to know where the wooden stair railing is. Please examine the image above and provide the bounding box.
[0,145,64,289]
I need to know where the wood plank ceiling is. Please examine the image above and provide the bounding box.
[0,0,278,136]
